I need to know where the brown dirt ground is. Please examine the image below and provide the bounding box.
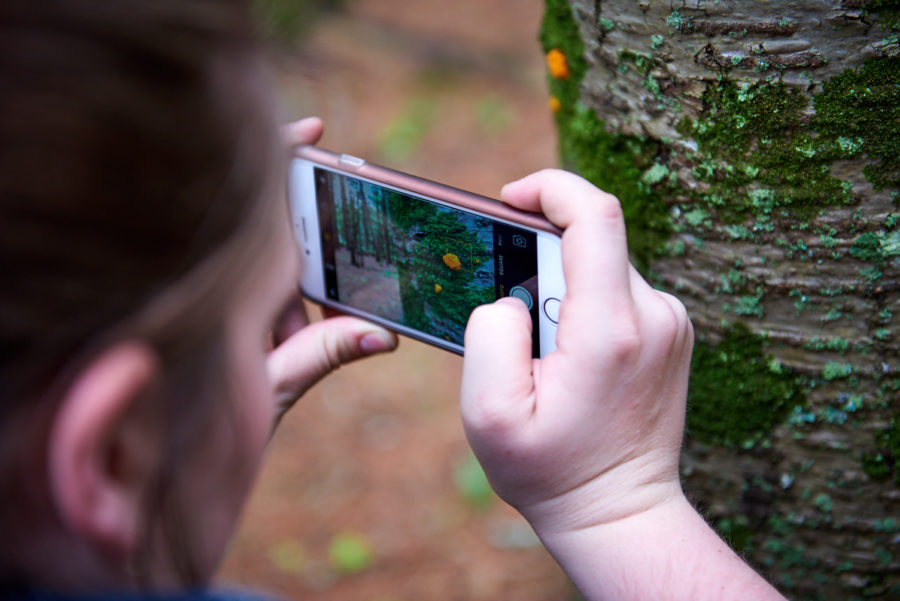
[217,1,573,599]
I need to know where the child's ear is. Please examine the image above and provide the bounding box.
[48,342,161,555]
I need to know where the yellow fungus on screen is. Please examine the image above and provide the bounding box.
[443,253,462,271]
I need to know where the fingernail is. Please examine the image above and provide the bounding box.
[497,296,528,310]
[297,116,322,127]
[359,330,397,355]
[500,180,519,196]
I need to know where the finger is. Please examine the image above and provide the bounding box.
[268,316,397,406]
[656,289,694,360]
[461,298,536,442]
[501,170,636,362]
[500,169,631,303]
[626,267,693,357]
[272,296,311,347]
[282,117,324,148]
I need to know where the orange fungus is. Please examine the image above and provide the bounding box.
[442,253,462,271]
[548,95,562,113]
[545,49,569,79]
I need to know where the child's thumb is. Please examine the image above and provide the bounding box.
[268,316,397,415]
[460,298,536,445]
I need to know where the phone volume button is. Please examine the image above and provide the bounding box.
[339,154,366,168]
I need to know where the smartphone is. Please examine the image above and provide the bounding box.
[289,146,565,357]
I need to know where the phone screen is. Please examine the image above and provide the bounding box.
[313,167,541,357]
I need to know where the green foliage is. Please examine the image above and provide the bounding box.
[328,532,374,574]
[388,192,493,336]
[687,325,804,448]
[454,452,495,510]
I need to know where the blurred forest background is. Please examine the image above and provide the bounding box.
[218,1,572,599]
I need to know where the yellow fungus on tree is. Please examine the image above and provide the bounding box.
[442,253,461,271]
[548,95,562,113]
[545,48,569,80]
[434,284,442,293]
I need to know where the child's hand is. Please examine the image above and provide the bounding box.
[462,170,785,600]
[267,118,398,428]
[461,169,693,534]
[282,116,326,149]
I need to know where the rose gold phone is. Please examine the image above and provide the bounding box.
[289,146,565,357]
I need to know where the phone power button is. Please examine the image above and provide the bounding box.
[543,298,560,324]
[339,154,366,168]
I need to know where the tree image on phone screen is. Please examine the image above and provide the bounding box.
[314,167,539,349]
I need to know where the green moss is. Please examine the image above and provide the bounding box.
[823,362,853,380]
[558,104,672,270]
[813,58,900,190]
[805,337,851,353]
[687,325,804,448]
[666,10,684,30]
[851,231,884,259]
[863,415,900,484]
[673,58,899,232]
[544,7,896,278]
[734,292,765,318]
[642,162,670,185]
[598,17,616,32]
[540,0,588,116]
[863,0,900,31]
[677,80,851,224]
[716,515,753,553]
[541,1,671,270]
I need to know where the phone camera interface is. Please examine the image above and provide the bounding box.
[508,285,533,310]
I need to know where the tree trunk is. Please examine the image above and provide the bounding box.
[349,180,362,267]
[541,1,900,598]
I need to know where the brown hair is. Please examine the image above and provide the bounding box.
[0,0,284,587]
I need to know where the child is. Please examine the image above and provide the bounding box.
[0,0,783,598]
[0,0,394,590]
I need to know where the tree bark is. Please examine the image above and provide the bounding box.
[542,1,899,598]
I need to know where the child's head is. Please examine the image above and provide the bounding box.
[1,0,295,590]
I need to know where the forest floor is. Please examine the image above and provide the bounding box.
[335,248,403,322]
[217,1,573,599]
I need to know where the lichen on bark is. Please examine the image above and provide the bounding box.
[541,0,900,597]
